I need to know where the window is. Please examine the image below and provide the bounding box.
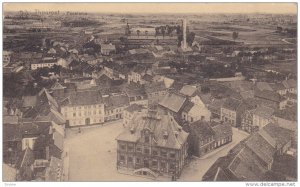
[144,148,150,154]
[73,113,76,117]
[152,150,158,156]
[152,160,158,167]
[78,112,81,117]
[128,145,134,152]
[161,150,167,157]
[25,139,29,148]
[170,153,176,158]
[99,110,101,114]
[136,147,142,152]
[128,157,133,163]
[145,136,150,143]
[120,155,125,161]
[160,162,166,169]
[120,144,126,150]
[169,163,175,170]
[136,158,140,164]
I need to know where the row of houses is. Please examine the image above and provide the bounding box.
[202,122,296,181]
[3,89,66,181]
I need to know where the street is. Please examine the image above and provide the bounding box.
[64,121,249,181]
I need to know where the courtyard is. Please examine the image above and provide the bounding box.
[64,120,249,182]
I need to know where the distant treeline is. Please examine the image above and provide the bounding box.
[62,19,104,27]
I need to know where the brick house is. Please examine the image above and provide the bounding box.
[116,112,189,179]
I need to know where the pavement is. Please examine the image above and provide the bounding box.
[63,121,249,182]
[62,147,69,181]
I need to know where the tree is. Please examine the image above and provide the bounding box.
[136,30,140,38]
[161,26,166,39]
[187,32,196,46]
[232,31,239,41]
[155,27,160,37]
[277,26,283,33]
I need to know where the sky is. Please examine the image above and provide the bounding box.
[3,3,297,14]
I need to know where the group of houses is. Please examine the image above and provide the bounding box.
[3,89,65,181]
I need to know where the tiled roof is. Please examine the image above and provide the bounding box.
[116,114,188,149]
[224,81,254,93]
[179,85,198,97]
[182,101,194,113]
[3,115,19,125]
[213,167,230,181]
[38,88,59,109]
[287,79,296,88]
[101,43,116,50]
[256,82,273,91]
[142,74,153,82]
[202,155,239,181]
[244,133,276,164]
[145,81,166,94]
[253,105,274,119]
[103,94,129,109]
[211,121,233,141]
[263,123,294,148]
[132,65,147,74]
[190,120,215,141]
[64,90,102,106]
[269,83,285,91]
[45,156,63,181]
[254,89,283,102]
[3,164,17,182]
[282,79,296,89]
[230,147,268,181]
[21,122,52,138]
[53,131,64,151]
[15,147,35,170]
[51,82,66,90]
[3,124,22,142]
[222,97,242,111]
[159,93,187,113]
[22,96,37,108]
[124,104,146,113]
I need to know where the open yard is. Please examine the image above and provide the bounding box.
[64,120,153,181]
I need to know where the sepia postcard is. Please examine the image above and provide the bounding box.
[2,2,298,184]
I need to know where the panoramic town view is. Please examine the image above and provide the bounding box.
[2,3,297,182]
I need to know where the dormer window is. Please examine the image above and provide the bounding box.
[130,127,135,134]
[145,135,150,143]
[163,131,168,139]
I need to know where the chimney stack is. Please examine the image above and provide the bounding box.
[182,18,187,50]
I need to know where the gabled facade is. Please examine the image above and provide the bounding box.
[116,113,189,178]
[60,90,105,127]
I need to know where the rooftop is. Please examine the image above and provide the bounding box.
[159,93,187,113]
[116,114,188,149]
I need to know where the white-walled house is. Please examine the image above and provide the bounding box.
[60,90,105,127]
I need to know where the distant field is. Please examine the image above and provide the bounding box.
[263,62,297,74]
[209,26,256,32]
